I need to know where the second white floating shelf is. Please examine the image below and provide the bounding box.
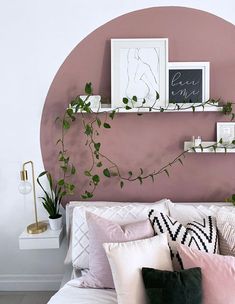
[184,141,235,153]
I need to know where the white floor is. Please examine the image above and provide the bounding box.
[0,291,55,304]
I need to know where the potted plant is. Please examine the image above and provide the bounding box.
[37,171,64,230]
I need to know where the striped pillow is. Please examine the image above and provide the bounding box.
[148,211,218,270]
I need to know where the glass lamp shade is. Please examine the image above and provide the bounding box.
[18,181,32,194]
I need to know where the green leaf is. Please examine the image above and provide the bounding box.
[94,142,101,152]
[192,106,195,113]
[81,191,93,199]
[69,184,75,192]
[199,144,203,152]
[109,110,116,120]
[132,96,137,102]
[85,82,92,95]
[156,91,160,100]
[140,168,143,175]
[142,99,146,104]
[178,158,183,166]
[71,165,76,175]
[103,123,111,128]
[231,113,235,121]
[37,171,48,178]
[84,170,92,177]
[92,175,100,185]
[232,140,235,145]
[85,124,92,135]
[160,107,164,112]
[232,194,235,201]
[164,169,170,177]
[123,97,129,104]
[96,118,101,127]
[125,106,132,110]
[191,147,196,153]
[103,168,111,177]
[60,165,68,172]
[66,108,74,117]
[63,119,70,129]
[120,181,124,189]
[219,138,223,144]
[58,179,65,186]
[128,171,133,176]
[96,162,103,167]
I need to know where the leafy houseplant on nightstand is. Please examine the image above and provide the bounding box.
[37,171,64,230]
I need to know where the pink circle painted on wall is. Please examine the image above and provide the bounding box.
[40,7,235,202]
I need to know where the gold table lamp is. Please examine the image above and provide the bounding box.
[19,161,47,234]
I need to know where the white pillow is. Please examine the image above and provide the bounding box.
[64,201,133,264]
[103,233,173,304]
[71,200,170,269]
[168,201,213,225]
[216,210,235,256]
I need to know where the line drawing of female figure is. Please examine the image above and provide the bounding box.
[125,48,159,105]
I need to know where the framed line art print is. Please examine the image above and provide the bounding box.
[217,122,235,145]
[111,38,168,109]
[168,62,210,104]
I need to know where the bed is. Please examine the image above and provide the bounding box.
[47,200,232,304]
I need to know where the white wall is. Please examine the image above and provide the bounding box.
[0,0,234,291]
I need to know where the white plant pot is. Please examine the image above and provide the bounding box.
[49,216,63,231]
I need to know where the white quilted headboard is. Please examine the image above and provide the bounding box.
[65,200,231,239]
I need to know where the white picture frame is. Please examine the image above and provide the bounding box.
[217,122,235,145]
[111,38,168,109]
[168,62,210,106]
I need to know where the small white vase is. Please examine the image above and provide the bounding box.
[49,216,63,231]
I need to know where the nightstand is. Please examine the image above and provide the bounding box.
[19,222,64,249]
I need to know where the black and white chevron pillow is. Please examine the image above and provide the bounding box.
[148,211,218,270]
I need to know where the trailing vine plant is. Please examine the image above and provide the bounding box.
[53,83,235,199]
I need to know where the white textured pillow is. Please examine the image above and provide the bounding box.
[64,201,132,264]
[168,201,213,225]
[216,210,235,256]
[71,200,170,269]
[103,234,173,304]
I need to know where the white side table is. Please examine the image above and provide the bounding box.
[19,223,64,250]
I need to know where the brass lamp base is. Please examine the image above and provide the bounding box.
[27,221,47,234]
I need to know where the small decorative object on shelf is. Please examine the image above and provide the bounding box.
[217,122,235,145]
[19,161,47,234]
[194,136,202,146]
[37,171,63,231]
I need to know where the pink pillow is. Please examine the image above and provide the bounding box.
[178,244,235,304]
[78,211,154,289]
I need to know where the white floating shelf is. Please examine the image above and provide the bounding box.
[184,141,235,153]
[72,103,222,113]
[19,223,64,250]
[92,105,222,113]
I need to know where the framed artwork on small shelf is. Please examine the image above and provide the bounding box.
[111,38,168,109]
[217,122,235,146]
[168,62,210,106]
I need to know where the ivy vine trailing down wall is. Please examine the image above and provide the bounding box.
[51,83,235,200]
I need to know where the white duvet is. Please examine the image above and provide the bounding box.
[48,281,117,304]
